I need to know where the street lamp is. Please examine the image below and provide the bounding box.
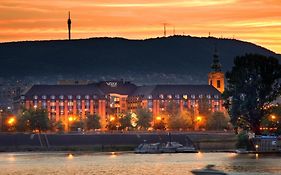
[7,117,16,126]
[68,115,77,132]
[271,115,276,120]
[156,116,162,121]
[110,116,115,122]
[196,116,202,122]
[6,116,16,131]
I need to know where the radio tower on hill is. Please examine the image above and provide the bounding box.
[67,11,72,40]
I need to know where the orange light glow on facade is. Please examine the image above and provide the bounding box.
[0,0,281,53]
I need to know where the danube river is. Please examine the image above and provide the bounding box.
[0,152,280,175]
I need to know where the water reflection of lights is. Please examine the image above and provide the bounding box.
[227,153,238,158]
[255,153,259,159]
[7,155,16,162]
[67,153,74,160]
[195,151,203,159]
[110,152,117,158]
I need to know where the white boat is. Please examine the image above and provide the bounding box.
[162,142,197,153]
[134,143,162,154]
[191,165,228,175]
[134,141,197,154]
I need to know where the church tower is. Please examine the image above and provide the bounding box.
[208,47,225,93]
[67,12,71,40]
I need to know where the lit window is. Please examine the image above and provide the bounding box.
[159,94,164,99]
[59,95,64,100]
[199,94,203,99]
[214,95,219,99]
[21,96,25,100]
[175,94,180,99]
[34,95,38,100]
[42,101,47,108]
[68,95,72,99]
[217,80,221,88]
[191,94,195,99]
[85,95,90,99]
[207,94,211,99]
[42,95,47,100]
[76,95,81,99]
[51,95,55,100]
[148,95,152,99]
[183,95,188,100]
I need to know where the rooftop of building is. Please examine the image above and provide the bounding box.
[24,81,222,100]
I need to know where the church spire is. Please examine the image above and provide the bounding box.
[67,11,72,40]
[208,45,225,93]
[211,46,222,72]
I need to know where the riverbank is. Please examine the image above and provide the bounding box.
[0,132,237,152]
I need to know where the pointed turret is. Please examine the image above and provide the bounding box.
[211,47,222,72]
[208,46,225,93]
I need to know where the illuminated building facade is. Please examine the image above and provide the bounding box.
[22,80,224,130]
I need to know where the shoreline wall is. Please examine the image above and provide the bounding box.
[0,132,237,152]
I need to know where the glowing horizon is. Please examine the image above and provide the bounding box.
[0,0,281,53]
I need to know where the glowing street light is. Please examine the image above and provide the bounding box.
[68,116,74,122]
[156,116,162,121]
[271,115,276,120]
[110,116,115,122]
[196,116,202,122]
[68,115,77,132]
[6,116,16,126]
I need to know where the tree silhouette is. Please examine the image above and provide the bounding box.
[223,54,281,134]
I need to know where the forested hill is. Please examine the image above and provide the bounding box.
[0,36,280,84]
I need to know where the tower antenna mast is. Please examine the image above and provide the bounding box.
[67,11,72,40]
[163,23,167,37]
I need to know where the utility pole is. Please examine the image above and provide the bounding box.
[0,109,3,132]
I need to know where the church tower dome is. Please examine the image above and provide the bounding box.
[208,47,225,93]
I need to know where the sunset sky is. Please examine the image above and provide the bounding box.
[0,0,281,53]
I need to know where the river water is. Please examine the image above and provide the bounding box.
[0,152,280,175]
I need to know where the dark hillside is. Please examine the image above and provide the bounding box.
[0,36,279,84]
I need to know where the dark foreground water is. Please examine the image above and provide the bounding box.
[0,152,280,175]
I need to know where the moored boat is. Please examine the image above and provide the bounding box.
[134,141,197,154]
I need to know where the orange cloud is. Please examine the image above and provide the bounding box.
[0,0,280,53]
